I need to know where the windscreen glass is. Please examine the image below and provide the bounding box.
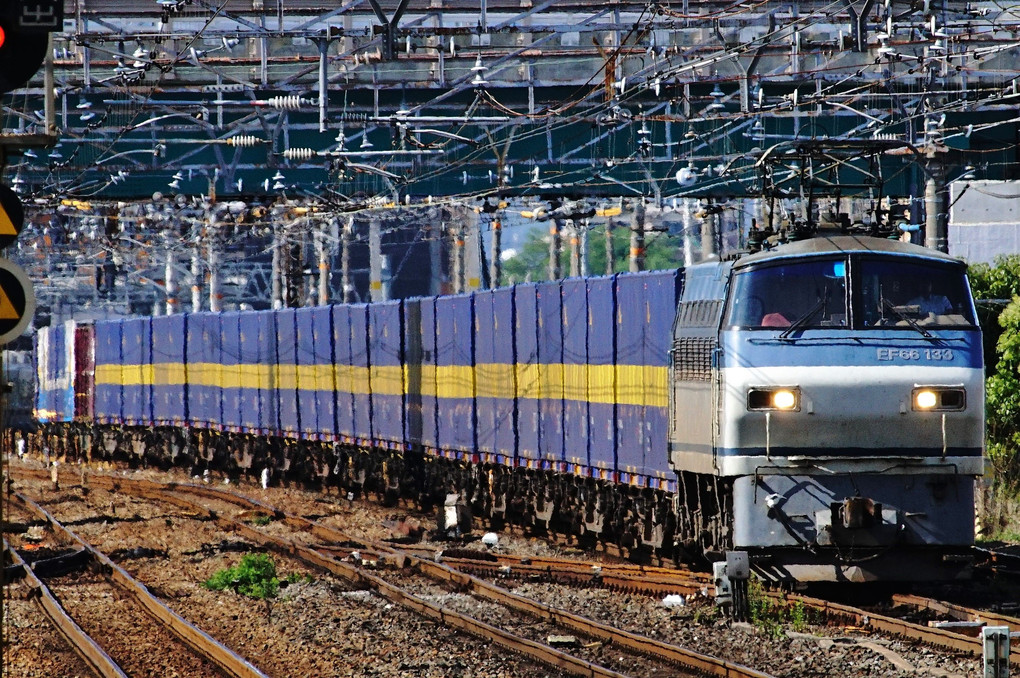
[726,259,848,329]
[855,259,975,328]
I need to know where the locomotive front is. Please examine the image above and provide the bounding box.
[675,236,984,582]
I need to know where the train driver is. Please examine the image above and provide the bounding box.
[907,280,953,316]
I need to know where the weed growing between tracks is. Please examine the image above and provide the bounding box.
[749,580,811,639]
[204,553,280,600]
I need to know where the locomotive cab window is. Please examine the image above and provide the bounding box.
[855,259,976,329]
[726,258,848,330]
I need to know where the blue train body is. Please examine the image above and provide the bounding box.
[33,235,983,581]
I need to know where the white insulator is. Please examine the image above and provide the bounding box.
[283,147,316,161]
[267,95,311,110]
[226,135,261,147]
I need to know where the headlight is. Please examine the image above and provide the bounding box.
[747,387,801,412]
[912,386,965,412]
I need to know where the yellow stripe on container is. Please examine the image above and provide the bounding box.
[120,364,151,386]
[515,363,541,399]
[475,363,514,398]
[275,364,299,390]
[436,365,475,400]
[562,364,587,401]
[94,364,122,385]
[95,360,668,407]
[643,363,668,410]
[419,364,438,397]
[615,364,647,406]
[153,363,187,386]
[587,364,615,404]
[350,365,372,395]
[539,362,564,400]
[370,365,404,396]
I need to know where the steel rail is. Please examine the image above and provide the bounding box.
[116,473,711,585]
[24,470,635,678]
[767,591,1020,662]
[120,474,774,678]
[161,495,635,677]
[975,547,1020,578]
[410,556,771,678]
[3,538,129,678]
[20,467,1013,672]
[890,593,1020,633]
[312,543,711,596]
[28,468,774,678]
[10,492,271,678]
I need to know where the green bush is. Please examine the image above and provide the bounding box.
[747,579,785,639]
[970,257,1020,491]
[203,553,280,599]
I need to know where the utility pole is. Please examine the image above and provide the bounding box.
[568,220,580,277]
[340,217,352,303]
[165,249,177,315]
[629,200,645,273]
[452,222,465,293]
[490,215,502,288]
[682,199,695,267]
[924,170,943,251]
[579,219,589,277]
[164,210,179,315]
[548,218,562,280]
[430,216,443,295]
[604,221,615,275]
[271,212,283,309]
[317,220,330,305]
[191,216,203,313]
[467,211,482,291]
[369,215,384,301]
[700,201,717,260]
[286,218,303,307]
[208,208,222,312]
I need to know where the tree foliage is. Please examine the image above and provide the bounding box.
[970,255,1020,488]
[501,225,683,284]
[969,255,1020,300]
[986,297,1020,484]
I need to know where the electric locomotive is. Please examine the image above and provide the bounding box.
[669,235,983,581]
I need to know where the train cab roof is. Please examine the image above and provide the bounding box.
[731,235,966,271]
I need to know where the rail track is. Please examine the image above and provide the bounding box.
[14,465,775,678]
[7,462,1004,677]
[6,491,269,678]
[122,468,1015,666]
[3,536,127,678]
[6,470,565,678]
[975,546,1020,580]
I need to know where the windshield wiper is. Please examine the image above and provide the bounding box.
[881,298,933,338]
[779,297,826,339]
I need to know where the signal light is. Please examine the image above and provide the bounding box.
[0,2,61,347]
[0,2,62,95]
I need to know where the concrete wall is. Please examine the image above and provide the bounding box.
[948,180,1020,263]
